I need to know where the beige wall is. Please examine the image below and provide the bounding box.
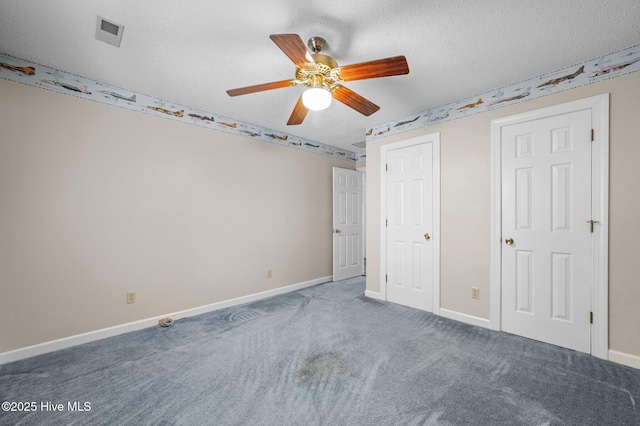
[366,71,640,358]
[0,78,353,353]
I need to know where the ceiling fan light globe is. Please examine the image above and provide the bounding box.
[302,87,332,111]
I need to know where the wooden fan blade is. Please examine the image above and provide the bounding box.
[332,86,380,116]
[287,95,309,125]
[226,79,296,97]
[270,34,316,70]
[338,56,409,81]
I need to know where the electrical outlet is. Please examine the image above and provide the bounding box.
[471,287,480,300]
[127,292,136,304]
[267,269,273,278]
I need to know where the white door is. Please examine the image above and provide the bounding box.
[386,142,434,311]
[501,109,592,353]
[332,168,364,281]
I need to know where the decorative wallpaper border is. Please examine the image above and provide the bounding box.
[0,52,358,162]
[365,43,640,144]
[3,43,639,164]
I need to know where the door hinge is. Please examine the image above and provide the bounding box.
[385,219,388,227]
[590,311,593,324]
[590,128,594,141]
[587,219,598,233]
[385,274,388,283]
[385,163,388,172]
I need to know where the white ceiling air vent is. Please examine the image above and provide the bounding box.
[95,15,124,47]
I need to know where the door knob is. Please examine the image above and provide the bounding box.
[334,229,341,234]
[424,233,431,240]
[505,238,514,245]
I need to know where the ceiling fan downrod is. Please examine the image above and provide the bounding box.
[307,36,327,54]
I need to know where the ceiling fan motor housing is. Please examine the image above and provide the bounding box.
[296,53,341,92]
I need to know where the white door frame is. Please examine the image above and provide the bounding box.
[380,133,441,314]
[490,94,609,359]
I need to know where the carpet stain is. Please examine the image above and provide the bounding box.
[297,352,348,386]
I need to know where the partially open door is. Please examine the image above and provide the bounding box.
[332,167,364,281]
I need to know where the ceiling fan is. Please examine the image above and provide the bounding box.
[226,34,410,125]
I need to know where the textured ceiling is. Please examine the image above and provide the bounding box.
[1,1,639,152]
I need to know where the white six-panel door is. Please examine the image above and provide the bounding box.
[386,142,434,311]
[501,109,592,353]
[333,168,364,281]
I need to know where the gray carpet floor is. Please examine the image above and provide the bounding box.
[1,276,639,425]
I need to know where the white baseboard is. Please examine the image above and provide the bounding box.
[0,276,331,365]
[364,289,383,300]
[608,349,640,370]
[439,308,492,329]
